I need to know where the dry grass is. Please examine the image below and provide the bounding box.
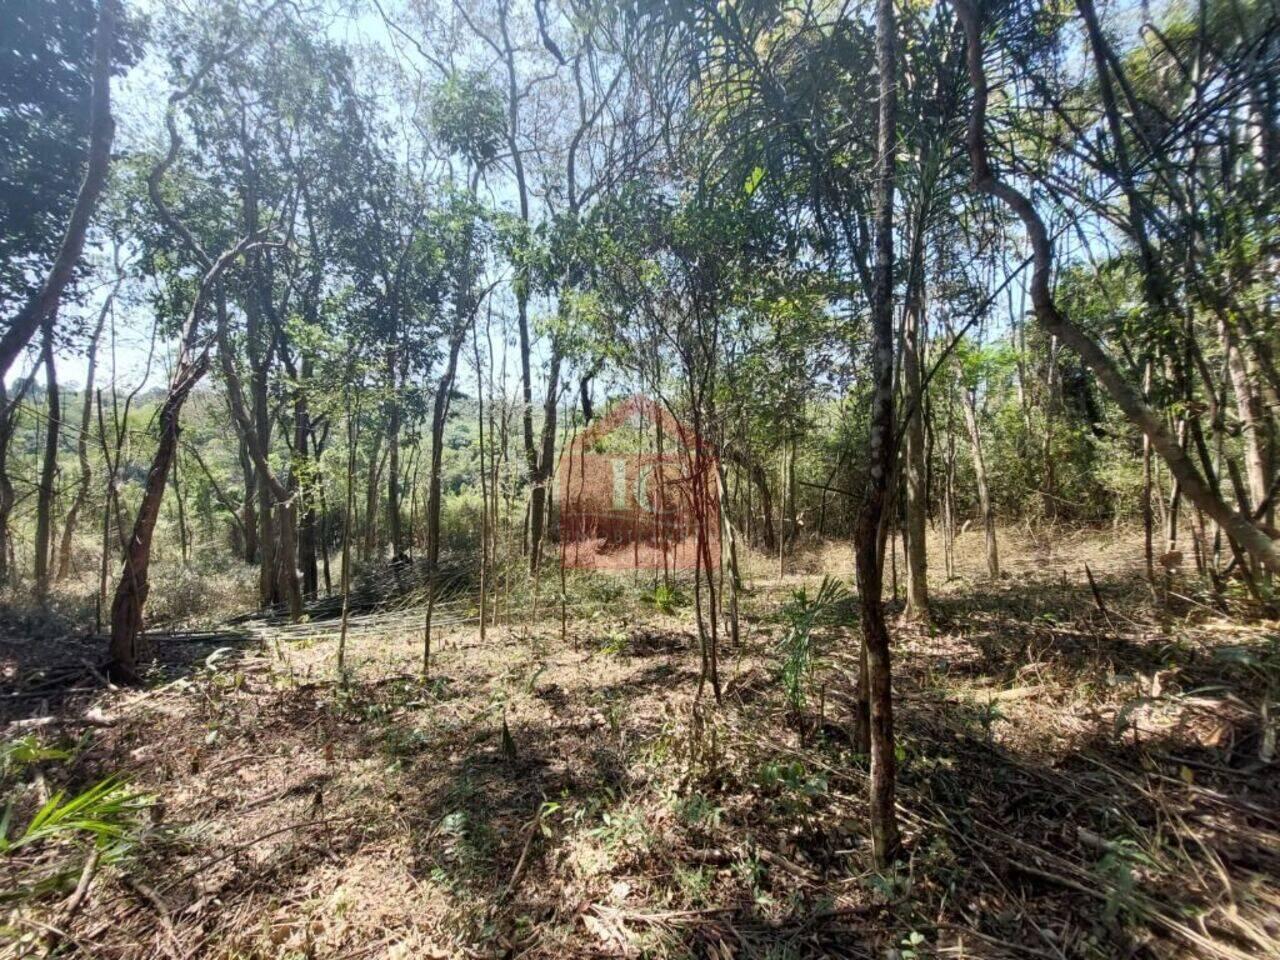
[1,525,1278,958]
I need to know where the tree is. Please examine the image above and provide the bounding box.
[854,0,903,866]
[954,0,1280,575]
[0,0,125,381]
[33,318,60,600]
[108,236,262,681]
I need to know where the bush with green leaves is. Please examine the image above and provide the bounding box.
[776,576,847,714]
[0,737,153,909]
[641,581,688,614]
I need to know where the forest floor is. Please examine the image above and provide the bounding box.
[2,525,1279,959]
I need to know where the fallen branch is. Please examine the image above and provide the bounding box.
[43,847,100,953]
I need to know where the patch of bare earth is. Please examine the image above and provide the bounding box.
[3,526,1278,958]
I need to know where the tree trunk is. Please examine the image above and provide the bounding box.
[903,287,929,619]
[34,321,60,600]
[725,449,776,551]
[854,0,902,868]
[778,439,788,577]
[527,345,563,573]
[108,240,258,680]
[474,326,490,642]
[362,427,385,562]
[0,0,116,382]
[387,349,406,558]
[943,394,957,581]
[0,378,33,587]
[250,345,279,607]
[962,387,999,578]
[337,385,357,679]
[295,360,319,598]
[1222,317,1272,522]
[423,330,469,675]
[57,290,111,580]
[171,445,189,563]
[238,437,258,563]
[109,364,205,680]
[717,460,741,650]
[216,293,302,620]
[317,468,333,597]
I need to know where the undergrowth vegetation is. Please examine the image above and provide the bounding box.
[2,528,1277,957]
[2,0,1279,954]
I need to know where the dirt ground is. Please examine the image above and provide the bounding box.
[2,525,1279,958]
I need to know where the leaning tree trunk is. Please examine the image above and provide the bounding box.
[954,0,1280,574]
[108,241,258,680]
[108,359,207,681]
[0,0,116,382]
[853,0,902,868]
[34,321,61,601]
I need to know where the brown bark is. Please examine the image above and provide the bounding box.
[487,0,563,574]
[215,294,302,621]
[109,368,202,680]
[474,325,490,642]
[692,433,721,702]
[108,240,259,681]
[362,427,385,561]
[1142,362,1155,583]
[717,460,741,650]
[0,0,116,382]
[943,391,957,581]
[954,0,1280,573]
[423,203,483,670]
[337,392,357,679]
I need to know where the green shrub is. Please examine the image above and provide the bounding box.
[777,576,847,714]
